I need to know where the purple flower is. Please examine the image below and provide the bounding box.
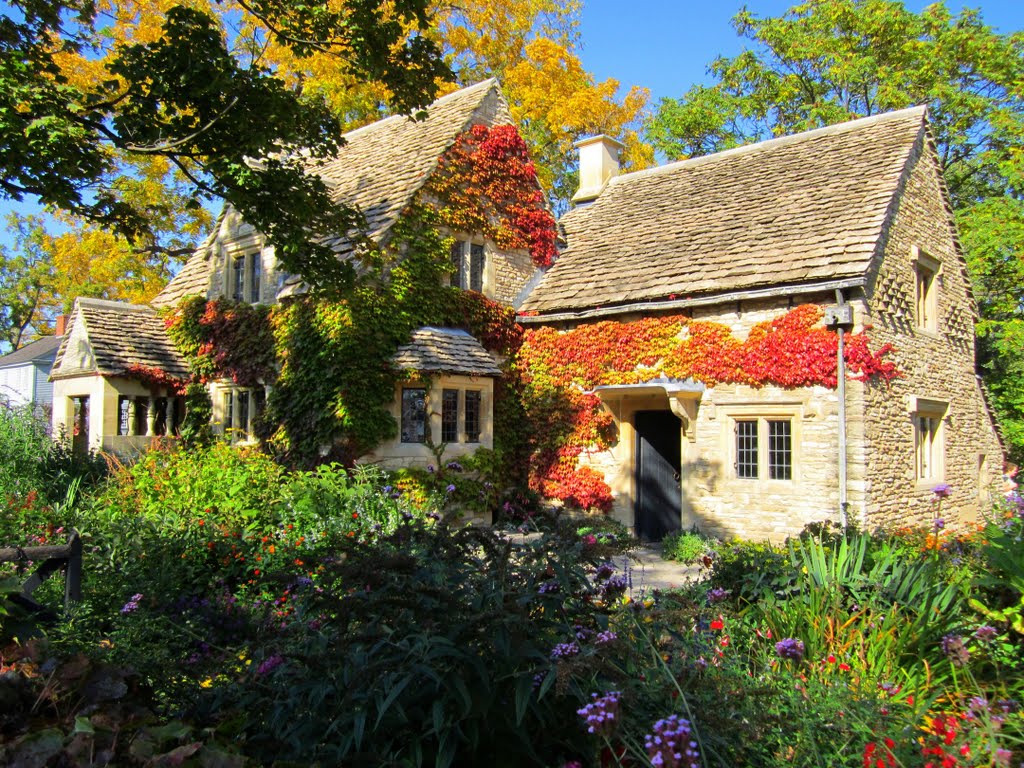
[445,484,456,494]
[577,691,620,736]
[595,630,618,645]
[120,593,143,614]
[601,574,628,598]
[445,461,463,472]
[427,464,435,473]
[257,654,285,675]
[594,561,616,581]
[974,625,998,642]
[538,580,561,594]
[643,714,701,768]
[775,638,805,661]
[706,587,730,604]
[933,517,945,531]
[932,483,952,498]
[994,748,1012,766]
[941,634,970,667]
[551,641,580,660]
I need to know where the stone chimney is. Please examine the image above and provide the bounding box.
[55,314,68,336]
[571,135,625,205]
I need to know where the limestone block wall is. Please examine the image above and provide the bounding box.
[577,293,858,542]
[860,140,1003,527]
[491,248,535,306]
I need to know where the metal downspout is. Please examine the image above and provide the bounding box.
[836,288,849,528]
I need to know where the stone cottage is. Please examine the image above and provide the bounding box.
[519,108,1003,540]
[52,80,545,465]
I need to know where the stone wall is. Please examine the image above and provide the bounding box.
[860,138,1003,527]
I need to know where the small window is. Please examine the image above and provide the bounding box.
[249,255,262,303]
[914,248,940,332]
[232,256,245,302]
[469,243,485,293]
[768,420,792,480]
[448,239,486,294]
[911,398,947,483]
[237,391,249,438]
[224,391,234,433]
[441,388,459,443]
[450,240,465,288]
[732,415,795,480]
[401,387,427,443]
[464,390,481,443]
[735,420,758,479]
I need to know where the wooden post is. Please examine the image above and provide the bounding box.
[64,532,82,607]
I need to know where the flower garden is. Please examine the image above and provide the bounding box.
[2,404,1023,767]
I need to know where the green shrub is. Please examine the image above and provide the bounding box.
[661,528,714,564]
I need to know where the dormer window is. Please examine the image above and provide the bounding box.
[230,251,262,303]
[913,246,940,333]
[449,239,486,294]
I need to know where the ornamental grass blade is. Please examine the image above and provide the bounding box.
[374,675,413,729]
[514,673,533,725]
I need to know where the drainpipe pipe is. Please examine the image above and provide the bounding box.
[835,288,849,529]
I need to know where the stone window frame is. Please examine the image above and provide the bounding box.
[214,383,267,443]
[909,396,947,485]
[912,246,941,334]
[446,235,493,297]
[722,403,803,484]
[223,237,264,304]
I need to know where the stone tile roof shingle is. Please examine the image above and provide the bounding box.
[52,299,190,380]
[391,327,502,377]
[521,107,927,317]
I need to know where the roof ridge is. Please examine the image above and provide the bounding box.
[77,297,154,312]
[612,105,928,187]
[336,79,499,143]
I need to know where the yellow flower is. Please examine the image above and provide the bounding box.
[200,678,213,688]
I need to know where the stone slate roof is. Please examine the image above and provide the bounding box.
[521,107,928,318]
[154,79,509,307]
[391,327,502,377]
[51,299,190,380]
[0,335,61,368]
[151,213,224,308]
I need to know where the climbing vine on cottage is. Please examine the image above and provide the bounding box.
[426,124,558,268]
[165,205,523,469]
[518,305,899,513]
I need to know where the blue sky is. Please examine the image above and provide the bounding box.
[578,1,1024,105]
[2,1,1022,250]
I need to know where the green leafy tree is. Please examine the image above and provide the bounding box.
[645,0,1024,461]
[0,0,448,290]
[0,216,55,352]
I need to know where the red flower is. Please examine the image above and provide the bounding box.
[710,618,724,631]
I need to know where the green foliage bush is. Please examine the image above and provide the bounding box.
[661,528,714,564]
[0,402,106,546]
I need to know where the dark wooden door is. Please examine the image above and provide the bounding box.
[635,410,682,542]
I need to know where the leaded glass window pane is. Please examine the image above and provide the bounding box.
[232,256,245,301]
[401,387,427,443]
[735,420,758,479]
[249,254,261,303]
[450,240,464,288]
[441,389,459,443]
[469,243,485,293]
[768,420,792,480]
[465,390,481,443]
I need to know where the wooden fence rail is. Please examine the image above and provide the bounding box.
[0,532,82,616]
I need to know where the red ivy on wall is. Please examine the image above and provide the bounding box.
[426,124,558,268]
[519,305,899,512]
[122,365,187,395]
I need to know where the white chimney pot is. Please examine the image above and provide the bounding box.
[572,135,625,205]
